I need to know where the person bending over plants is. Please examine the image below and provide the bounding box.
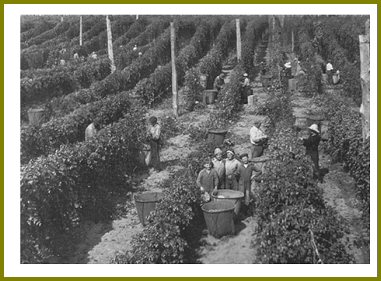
[196,159,219,203]
[213,73,225,93]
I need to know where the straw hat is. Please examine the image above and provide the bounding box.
[308,124,319,134]
[243,73,248,77]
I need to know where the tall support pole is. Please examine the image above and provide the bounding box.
[291,29,294,52]
[106,16,116,73]
[61,16,63,22]
[236,19,242,62]
[359,19,370,139]
[170,22,178,117]
[79,16,83,46]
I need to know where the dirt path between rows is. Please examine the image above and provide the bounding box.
[197,82,268,264]
[291,90,370,264]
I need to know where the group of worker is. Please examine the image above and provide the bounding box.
[213,72,252,104]
[85,112,322,211]
[196,120,268,210]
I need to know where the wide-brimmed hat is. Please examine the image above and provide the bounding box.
[308,124,319,133]
[243,73,248,77]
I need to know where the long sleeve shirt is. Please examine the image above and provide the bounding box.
[212,158,225,180]
[243,78,250,87]
[250,126,267,144]
[149,124,161,140]
[225,158,241,177]
[213,76,225,90]
[196,168,219,194]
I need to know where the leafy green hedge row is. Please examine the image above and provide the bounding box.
[135,18,223,106]
[255,126,354,264]
[21,19,58,44]
[241,16,268,75]
[26,21,72,47]
[182,20,236,109]
[21,18,165,110]
[21,86,132,163]
[113,17,169,65]
[21,16,137,70]
[21,58,112,107]
[21,102,147,263]
[318,17,366,105]
[315,95,370,239]
[22,18,172,113]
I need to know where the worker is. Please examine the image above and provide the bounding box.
[73,52,79,61]
[326,61,333,83]
[213,73,225,93]
[196,159,219,202]
[284,61,292,78]
[260,61,267,75]
[250,121,268,158]
[212,148,225,189]
[332,70,340,85]
[138,51,142,57]
[91,52,97,60]
[236,153,262,209]
[241,73,251,104]
[85,120,99,141]
[224,149,241,190]
[59,59,66,66]
[147,116,162,171]
[133,44,138,51]
[301,124,321,180]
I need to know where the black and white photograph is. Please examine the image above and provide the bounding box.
[4,3,377,278]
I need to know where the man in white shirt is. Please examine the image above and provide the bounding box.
[250,121,268,158]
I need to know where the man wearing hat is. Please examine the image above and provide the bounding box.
[224,149,241,190]
[301,124,321,179]
[213,73,225,93]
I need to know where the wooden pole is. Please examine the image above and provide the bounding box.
[79,16,83,46]
[61,16,63,22]
[291,29,294,52]
[359,19,370,139]
[236,19,242,62]
[170,22,178,117]
[106,16,116,73]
